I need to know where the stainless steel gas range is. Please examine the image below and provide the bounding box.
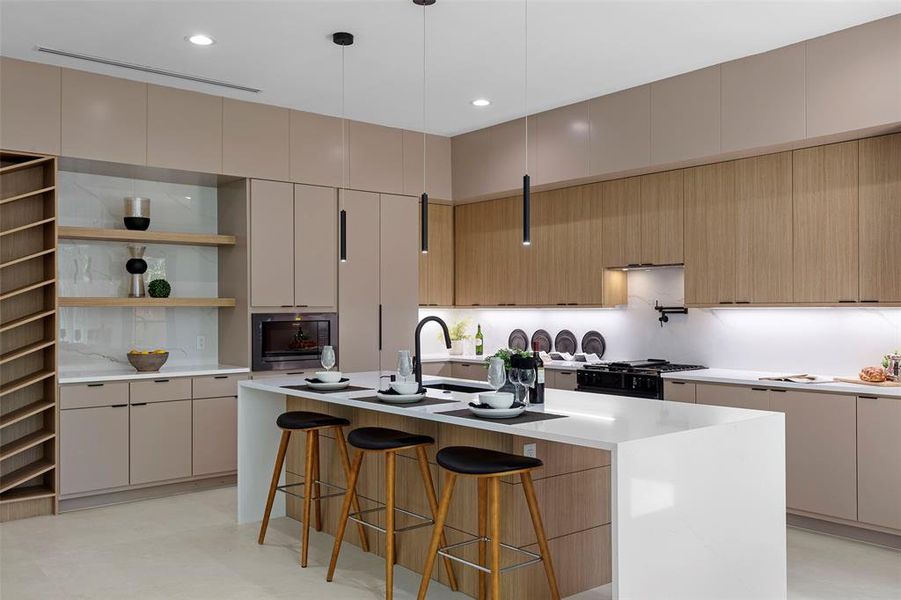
[576,359,705,399]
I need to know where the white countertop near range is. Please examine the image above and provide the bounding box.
[59,364,249,384]
[420,353,588,371]
[662,368,901,398]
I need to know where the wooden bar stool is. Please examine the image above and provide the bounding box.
[258,411,369,567]
[417,446,560,600]
[327,427,458,600]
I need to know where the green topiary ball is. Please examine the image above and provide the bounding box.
[147,279,171,298]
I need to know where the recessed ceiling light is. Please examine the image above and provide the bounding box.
[187,34,215,46]
[471,98,491,107]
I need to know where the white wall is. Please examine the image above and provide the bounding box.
[419,269,900,375]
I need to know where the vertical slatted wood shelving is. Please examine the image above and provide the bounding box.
[0,151,58,521]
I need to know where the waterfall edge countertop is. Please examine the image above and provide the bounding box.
[663,368,901,398]
[59,364,249,384]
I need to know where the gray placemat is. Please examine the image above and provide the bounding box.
[281,384,373,394]
[436,408,568,425]
[354,395,461,408]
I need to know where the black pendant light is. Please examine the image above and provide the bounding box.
[416,0,433,253]
[334,31,353,263]
[522,0,531,246]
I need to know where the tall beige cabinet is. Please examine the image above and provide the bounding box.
[338,191,419,373]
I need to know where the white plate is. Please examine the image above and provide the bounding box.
[376,391,426,404]
[468,404,527,419]
[306,380,350,391]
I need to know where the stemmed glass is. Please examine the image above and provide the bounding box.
[321,346,336,371]
[487,357,506,392]
[518,367,535,406]
[396,350,413,383]
[508,368,523,404]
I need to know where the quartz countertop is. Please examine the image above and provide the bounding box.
[59,364,250,384]
[662,368,901,398]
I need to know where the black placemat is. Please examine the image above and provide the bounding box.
[281,384,373,394]
[436,408,568,425]
[354,395,461,408]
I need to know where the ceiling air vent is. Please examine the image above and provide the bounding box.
[36,46,261,93]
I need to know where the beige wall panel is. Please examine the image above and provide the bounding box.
[589,85,650,176]
[403,131,452,200]
[222,98,290,180]
[650,66,721,164]
[147,85,222,173]
[289,110,343,187]
[451,127,491,201]
[487,118,529,194]
[348,120,404,194]
[533,101,590,186]
[0,57,61,155]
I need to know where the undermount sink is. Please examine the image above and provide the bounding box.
[424,382,489,394]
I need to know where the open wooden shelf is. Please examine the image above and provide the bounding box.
[0,485,56,505]
[0,278,55,302]
[0,216,56,238]
[0,370,56,398]
[0,185,55,206]
[0,460,55,494]
[0,309,56,334]
[0,400,55,429]
[0,156,54,175]
[0,430,55,462]
[0,339,55,366]
[58,226,236,247]
[0,248,56,270]
[59,296,236,308]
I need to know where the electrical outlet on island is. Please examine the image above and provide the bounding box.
[523,443,537,458]
[196,335,206,351]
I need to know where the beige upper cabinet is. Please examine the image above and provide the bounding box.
[348,120,404,194]
[533,102,589,186]
[792,141,859,303]
[650,66,721,165]
[294,184,337,310]
[599,177,641,268]
[487,118,529,195]
[720,44,806,153]
[222,98,290,180]
[858,133,901,302]
[61,69,147,165]
[250,179,294,307]
[379,194,419,369]
[734,152,793,303]
[589,85,651,177]
[147,85,222,174]
[403,131,452,201]
[0,57,61,155]
[684,161,736,305]
[289,110,343,188]
[451,127,491,202]
[857,395,901,530]
[806,15,901,138]
[640,170,683,265]
[419,202,454,306]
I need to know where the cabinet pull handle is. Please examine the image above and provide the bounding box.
[281,305,293,308]
[770,389,786,393]
[861,299,879,303]
[87,383,104,387]
[132,402,148,406]
[296,304,309,308]
[153,379,170,383]
[736,301,751,304]
[859,395,878,400]
[671,381,686,385]
[110,404,127,408]
[718,301,734,305]
[213,375,228,379]
[838,300,856,303]
[560,371,573,376]
[286,372,304,376]
[751,387,768,392]
[567,303,578,306]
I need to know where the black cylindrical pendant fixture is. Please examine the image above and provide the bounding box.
[522,174,531,246]
[339,209,347,262]
[420,192,429,254]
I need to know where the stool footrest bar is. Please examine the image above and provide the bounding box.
[276,479,346,501]
[346,502,434,534]
[437,536,543,574]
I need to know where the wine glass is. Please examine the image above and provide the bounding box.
[397,350,413,383]
[508,367,523,404]
[321,345,336,371]
[487,357,506,392]
[518,367,535,406]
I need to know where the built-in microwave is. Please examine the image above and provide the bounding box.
[251,313,337,372]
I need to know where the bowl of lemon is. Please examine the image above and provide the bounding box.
[127,349,169,372]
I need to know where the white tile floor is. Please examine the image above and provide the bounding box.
[0,487,898,599]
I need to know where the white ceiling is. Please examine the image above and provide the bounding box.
[1,0,899,136]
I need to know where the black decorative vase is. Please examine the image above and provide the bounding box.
[126,245,147,297]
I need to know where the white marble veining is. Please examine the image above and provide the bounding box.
[663,368,901,399]
[420,269,901,374]
[59,364,248,385]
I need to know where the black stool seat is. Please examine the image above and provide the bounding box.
[437,446,542,476]
[347,427,434,451]
[276,411,350,430]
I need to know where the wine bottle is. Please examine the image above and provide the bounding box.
[530,341,545,404]
[475,324,484,356]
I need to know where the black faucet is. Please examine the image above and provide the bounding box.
[413,316,452,387]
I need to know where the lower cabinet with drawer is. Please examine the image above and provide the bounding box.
[421,361,452,377]
[663,380,696,403]
[551,369,578,391]
[451,361,480,380]
[130,399,193,485]
[695,382,772,410]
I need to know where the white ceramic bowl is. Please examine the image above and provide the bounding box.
[391,381,420,395]
[315,370,343,383]
[479,392,514,409]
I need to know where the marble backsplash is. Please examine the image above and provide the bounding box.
[57,171,221,372]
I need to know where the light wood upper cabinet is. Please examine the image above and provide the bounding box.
[734,152,793,303]
[770,391,857,521]
[147,85,222,174]
[792,141,859,303]
[379,194,419,369]
[589,85,651,176]
[858,133,901,302]
[0,57,61,155]
[857,395,901,530]
[599,177,641,268]
[640,170,683,265]
[650,66,721,165]
[454,200,487,306]
[250,180,294,307]
[403,131,452,201]
[419,202,454,306]
[222,98,290,180]
[290,110,343,188]
[533,102,590,186]
[294,184,337,310]
[61,69,147,165]
[684,161,736,305]
[348,120,404,194]
[533,189,571,305]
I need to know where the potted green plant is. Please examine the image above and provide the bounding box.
[448,319,471,355]
[483,348,531,393]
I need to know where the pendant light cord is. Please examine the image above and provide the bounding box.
[524,0,528,173]
[422,2,427,193]
[341,44,347,195]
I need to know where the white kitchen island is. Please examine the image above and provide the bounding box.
[238,373,786,599]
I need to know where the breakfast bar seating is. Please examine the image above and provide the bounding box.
[257,411,369,566]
